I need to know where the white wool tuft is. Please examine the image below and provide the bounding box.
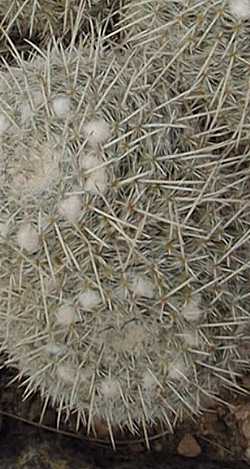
[43,276,58,294]
[229,0,250,19]
[181,295,203,322]
[78,289,101,310]
[168,356,186,381]
[131,275,155,299]
[142,371,157,391]
[182,330,199,348]
[80,151,100,171]
[45,343,66,356]
[58,195,82,223]
[16,223,40,253]
[55,303,78,326]
[52,95,71,118]
[12,141,61,196]
[123,323,146,352]
[84,167,108,194]
[80,151,108,194]
[57,364,76,384]
[83,118,111,146]
[100,378,120,399]
[0,113,10,135]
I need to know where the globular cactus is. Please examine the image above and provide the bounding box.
[114,0,250,146]
[0,20,249,446]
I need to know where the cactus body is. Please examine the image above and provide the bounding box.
[0,4,249,442]
[115,0,250,143]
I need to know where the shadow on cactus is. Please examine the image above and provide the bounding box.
[0,26,249,447]
[0,0,119,47]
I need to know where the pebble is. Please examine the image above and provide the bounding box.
[93,418,109,437]
[234,403,250,422]
[200,412,218,435]
[245,447,250,460]
[152,439,164,452]
[242,375,250,389]
[242,417,250,440]
[177,433,201,458]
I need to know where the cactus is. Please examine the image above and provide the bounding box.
[0,7,249,445]
[0,0,117,45]
[114,0,250,145]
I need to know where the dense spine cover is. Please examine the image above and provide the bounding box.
[0,0,249,444]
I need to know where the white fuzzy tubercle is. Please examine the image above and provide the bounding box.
[84,166,108,194]
[122,323,146,353]
[100,378,120,399]
[57,363,76,384]
[58,195,82,223]
[45,343,66,357]
[182,330,199,348]
[55,303,78,326]
[168,356,186,381]
[12,141,61,197]
[16,223,40,253]
[80,151,108,194]
[181,295,203,322]
[142,371,157,392]
[229,0,250,19]
[57,364,91,385]
[78,289,101,310]
[131,275,155,299]
[83,118,111,146]
[52,95,71,118]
